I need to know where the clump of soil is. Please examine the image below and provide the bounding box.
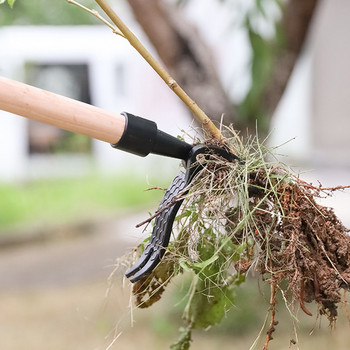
[127,135,350,349]
[246,169,350,322]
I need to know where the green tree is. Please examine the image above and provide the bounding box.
[1,0,319,135]
[126,0,319,134]
[0,0,15,8]
[0,0,98,25]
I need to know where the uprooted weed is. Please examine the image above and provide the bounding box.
[127,130,350,349]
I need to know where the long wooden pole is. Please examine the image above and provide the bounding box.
[0,76,125,144]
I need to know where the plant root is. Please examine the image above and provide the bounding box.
[250,169,350,324]
[126,132,350,349]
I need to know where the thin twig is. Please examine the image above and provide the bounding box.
[67,0,125,37]
[136,190,187,228]
[94,0,226,143]
[263,275,278,350]
[292,173,350,193]
[144,186,167,192]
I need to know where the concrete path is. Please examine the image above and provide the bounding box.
[0,212,148,291]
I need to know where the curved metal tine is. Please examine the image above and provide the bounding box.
[125,207,168,278]
[125,243,154,278]
[129,249,163,283]
[126,172,187,282]
[126,203,180,281]
[126,145,242,282]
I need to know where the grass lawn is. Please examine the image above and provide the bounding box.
[0,174,164,232]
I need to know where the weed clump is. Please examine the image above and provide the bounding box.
[128,130,350,349]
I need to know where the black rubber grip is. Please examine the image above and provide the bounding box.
[112,112,157,157]
[112,112,192,159]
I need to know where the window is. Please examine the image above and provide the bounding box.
[26,63,92,154]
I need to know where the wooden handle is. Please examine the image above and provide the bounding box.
[0,76,126,144]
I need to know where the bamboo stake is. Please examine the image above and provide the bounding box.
[94,0,225,143]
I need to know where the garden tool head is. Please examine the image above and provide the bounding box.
[0,78,240,282]
[114,113,241,282]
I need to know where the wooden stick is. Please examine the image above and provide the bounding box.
[0,76,125,144]
[95,0,226,143]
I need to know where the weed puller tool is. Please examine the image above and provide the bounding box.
[0,76,240,282]
[125,143,239,282]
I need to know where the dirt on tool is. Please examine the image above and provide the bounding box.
[125,138,350,349]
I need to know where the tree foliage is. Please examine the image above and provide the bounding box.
[128,0,318,135]
[238,1,285,131]
[0,0,98,25]
[0,0,16,8]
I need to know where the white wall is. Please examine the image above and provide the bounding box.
[311,0,350,166]
[269,50,312,164]
[3,0,348,181]
[0,25,190,181]
[0,113,28,181]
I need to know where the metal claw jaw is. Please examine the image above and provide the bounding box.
[125,144,240,283]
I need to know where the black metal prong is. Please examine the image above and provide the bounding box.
[129,249,163,283]
[126,172,187,282]
[125,145,241,283]
[125,244,154,278]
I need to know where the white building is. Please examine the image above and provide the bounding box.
[0,25,190,181]
[1,0,350,182]
[186,0,350,168]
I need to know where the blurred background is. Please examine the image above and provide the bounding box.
[0,0,349,349]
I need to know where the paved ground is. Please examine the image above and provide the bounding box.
[0,212,148,291]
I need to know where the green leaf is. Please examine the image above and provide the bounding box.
[236,273,246,286]
[220,238,247,262]
[239,25,274,127]
[190,212,199,223]
[191,255,219,271]
[179,260,192,272]
[176,135,185,142]
[0,0,99,25]
[185,278,236,329]
[170,327,192,350]
[175,210,191,221]
[255,0,267,18]
[0,0,7,4]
